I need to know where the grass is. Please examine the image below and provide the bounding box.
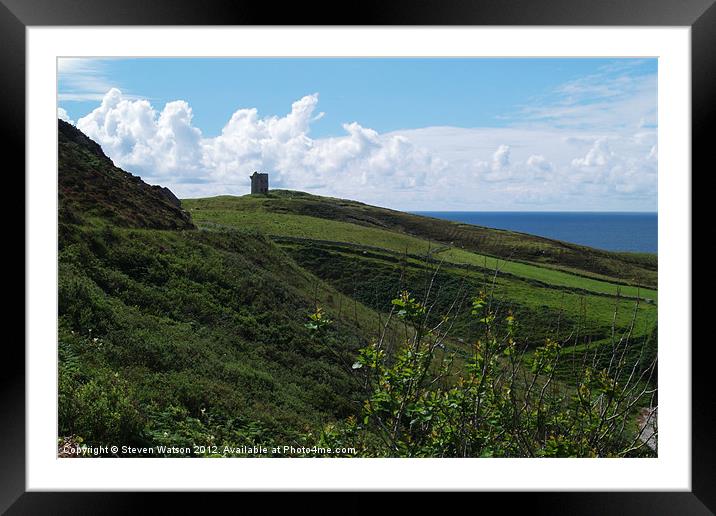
[441,247,657,302]
[58,222,398,452]
[184,193,657,392]
[184,196,657,302]
[183,191,656,287]
[280,241,657,347]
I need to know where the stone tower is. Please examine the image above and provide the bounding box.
[250,171,269,194]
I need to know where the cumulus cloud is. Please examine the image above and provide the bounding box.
[72,87,657,211]
[567,136,656,199]
[572,138,613,168]
[472,145,515,182]
[58,107,74,125]
[526,154,553,175]
[492,145,511,172]
[77,89,204,182]
[76,89,445,202]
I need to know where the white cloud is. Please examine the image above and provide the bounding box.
[77,89,446,204]
[73,86,657,211]
[492,145,511,172]
[472,145,514,182]
[571,138,613,168]
[77,88,204,182]
[512,61,657,133]
[526,154,553,174]
[394,125,656,210]
[567,136,656,200]
[58,58,141,102]
[58,58,113,102]
[58,107,74,125]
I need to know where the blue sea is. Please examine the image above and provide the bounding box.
[412,212,657,253]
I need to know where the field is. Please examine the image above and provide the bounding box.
[183,193,658,356]
[184,194,657,300]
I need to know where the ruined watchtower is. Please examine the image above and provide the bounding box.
[250,171,269,194]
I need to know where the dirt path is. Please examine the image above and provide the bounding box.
[636,407,658,451]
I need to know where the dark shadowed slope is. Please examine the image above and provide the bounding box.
[58,119,194,230]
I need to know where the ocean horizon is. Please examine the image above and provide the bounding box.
[411,211,657,253]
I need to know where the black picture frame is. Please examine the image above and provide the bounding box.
[4,0,711,512]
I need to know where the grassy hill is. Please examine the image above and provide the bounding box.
[183,192,657,357]
[184,191,656,288]
[182,191,658,457]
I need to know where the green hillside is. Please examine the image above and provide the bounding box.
[184,191,656,288]
[182,191,658,457]
[184,193,657,352]
[59,223,388,451]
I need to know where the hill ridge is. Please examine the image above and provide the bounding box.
[58,119,194,230]
[183,191,657,288]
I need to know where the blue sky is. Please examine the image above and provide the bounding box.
[58,58,657,211]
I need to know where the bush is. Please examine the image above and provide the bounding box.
[59,366,144,446]
[313,290,657,458]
